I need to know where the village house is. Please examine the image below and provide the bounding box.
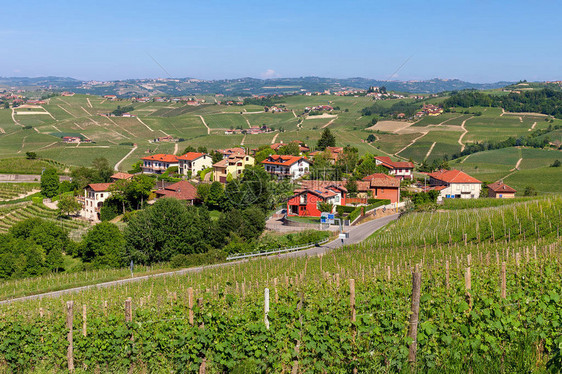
[425,169,482,202]
[81,183,113,221]
[213,153,255,183]
[217,147,246,159]
[270,140,310,154]
[154,180,198,204]
[103,95,117,101]
[287,184,347,217]
[62,136,82,144]
[177,152,213,177]
[374,156,415,180]
[110,172,134,182]
[358,173,401,203]
[262,155,312,180]
[141,154,179,174]
[487,181,516,199]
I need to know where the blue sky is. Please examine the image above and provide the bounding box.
[1,0,560,82]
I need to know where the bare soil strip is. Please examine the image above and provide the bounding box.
[173,143,179,155]
[80,106,91,116]
[271,132,279,144]
[136,117,154,131]
[86,98,93,108]
[321,117,337,128]
[396,132,428,155]
[105,116,137,138]
[57,105,77,118]
[424,142,437,160]
[529,122,537,131]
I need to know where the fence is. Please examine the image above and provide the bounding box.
[226,238,331,260]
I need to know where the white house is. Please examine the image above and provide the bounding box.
[141,154,179,174]
[81,183,113,221]
[426,169,482,202]
[374,156,415,180]
[177,152,213,177]
[261,155,311,180]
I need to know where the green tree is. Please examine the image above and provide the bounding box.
[41,167,59,198]
[208,181,224,209]
[524,185,537,196]
[354,154,386,179]
[316,128,336,151]
[317,202,334,213]
[81,222,125,267]
[183,145,197,154]
[211,150,224,164]
[25,151,37,160]
[197,183,211,204]
[278,142,301,156]
[58,195,82,217]
[91,157,113,183]
[551,159,561,167]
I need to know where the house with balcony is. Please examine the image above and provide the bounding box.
[141,154,179,174]
[425,169,482,202]
[213,153,255,183]
[374,156,415,180]
[262,155,312,180]
[177,152,213,177]
[81,183,113,221]
[287,184,347,217]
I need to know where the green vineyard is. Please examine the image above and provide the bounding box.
[0,198,561,372]
[0,183,38,201]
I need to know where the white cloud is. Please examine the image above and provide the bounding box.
[261,69,279,79]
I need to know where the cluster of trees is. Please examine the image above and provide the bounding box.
[443,89,562,119]
[100,175,155,221]
[309,149,388,184]
[0,218,71,278]
[316,128,336,151]
[361,100,422,118]
[418,158,450,173]
[111,105,135,116]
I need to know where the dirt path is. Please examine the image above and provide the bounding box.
[57,104,77,118]
[395,132,428,155]
[105,116,136,138]
[114,145,138,171]
[16,135,29,153]
[42,107,56,120]
[241,134,247,145]
[529,122,537,131]
[321,117,337,128]
[0,127,4,134]
[424,142,436,160]
[52,125,61,132]
[136,117,154,132]
[86,98,93,108]
[11,108,22,126]
[173,142,179,155]
[243,115,252,128]
[460,154,472,164]
[292,110,297,118]
[73,122,84,130]
[271,132,279,144]
[501,108,505,117]
[198,115,210,134]
[34,141,58,151]
[0,189,40,202]
[511,157,523,171]
[458,116,474,151]
[80,106,91,116]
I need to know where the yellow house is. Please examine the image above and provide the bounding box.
[213,153,255,183]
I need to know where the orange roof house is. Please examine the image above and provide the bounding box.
[110,172,134,181]
[141,154,179,174]
[262,155,312,180]
[374,156,415,180]
[154,180,198,203]
[424,169,482,202]
[487,181,516,199]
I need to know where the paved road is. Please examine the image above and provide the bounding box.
[0,214,399,305]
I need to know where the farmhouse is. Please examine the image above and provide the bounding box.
[154,180,198,204]
[141,154,179,174]
[81,183,113,222]
[287,184,347,217]
[213,153,255,183]
[110,172,134,182]
[487,181,516,199]
[177,152,213,177]
[374,156,415,180]
[425,169,482,202]
[62,136,82,144]
[358,173,401,203]
[262,155,311,180]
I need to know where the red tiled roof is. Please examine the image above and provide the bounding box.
[375,156,414,169]
[427,169,481,184]
[154,180,197,201]
[262,155,310,167]
[217,147,245,155]
[213,159,227,168]
[487,181,516,193]
[362,173,394,181]
[111,172,134,180]
[87,183,113,192]
[292,187,337,199]
[362,173,400,187]
[299,180,348,192]
[177,152,205,161]
[141,154,179,162]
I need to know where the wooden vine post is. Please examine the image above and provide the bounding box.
[350,279,357,374]
[407,271,422,366]
[125,298,132,323]
[66,301,74,372]
[501,262,507,299]
[82,304,87,337]
[188,287,194,326]
[264,288,270,330]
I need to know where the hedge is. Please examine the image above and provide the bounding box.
[365,199,391,211]
[336,205,356,215]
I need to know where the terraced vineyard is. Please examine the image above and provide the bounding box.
[0,200,90,234]
[0,183,39,201]
[0,197,561,372]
